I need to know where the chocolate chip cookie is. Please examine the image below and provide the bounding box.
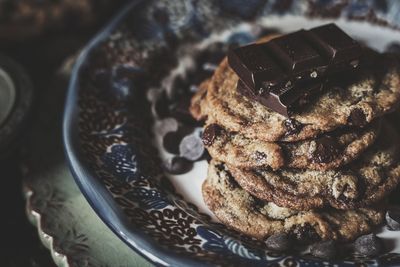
[194,48,400,142]
[202,120,380,170]
[228,122,400,210]
[203,160,384,241]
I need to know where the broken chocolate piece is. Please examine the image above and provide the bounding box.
[228,43,284,91]
[202,124,223,146]
[307,23,361,66]
[386,208,400,231]
[267,30,327,73]
[310,240,337,259]
[237,79,323,117]
[354,234,384,257]
[229,23,362,116]
[265,233,292,252]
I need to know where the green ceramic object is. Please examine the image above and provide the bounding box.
[22,64,152,267]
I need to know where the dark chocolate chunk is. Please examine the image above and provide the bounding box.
[164,156,193,175]
[163,131,181,154]
[228,43,284,91]
[354,234,384,257]
[283,118,304,136]
[265,233,292,252]
[202,151,212,163]
[307,23,361,66]
[386,208,400,231]
[170,95,197,124]
[229,23,361,116]
[202,124,223,146]
[310,240,337,259]
[215,163,239,189]
[179,133,205,161]
[237,79,323,117]
[385,42,400,55]
[154,91,170,119]
[348,108,367,127]
[310,136,341,163]
[169,76,189,101]
[290,224,320,242]
[267,30,327,73]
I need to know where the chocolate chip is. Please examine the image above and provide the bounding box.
[226,170,240,190]
[265,233,292,252]
[169,76,188,101]
[215,163,239,189]
[202,124,223,146]
[170,95,197,124]
[202,151,212,162]
[348,108,367,127]
[179,133,205,161]
[162,131,181,154]
[154,91,170,119]
[386,208,400,231]
[310,136,340,163]
[385,42,400,54]
[164,157,193,175]
[283,118,304,136]
[354,234,384,257]
[310,240,337,259]
[290,224,320,243]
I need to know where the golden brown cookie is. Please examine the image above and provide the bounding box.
[203,160,384,241]
[202,120,380,170]
[229,122,400,210]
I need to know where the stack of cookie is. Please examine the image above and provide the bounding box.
[190,24,400,248]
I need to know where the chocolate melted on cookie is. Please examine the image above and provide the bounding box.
[309,136,341,163]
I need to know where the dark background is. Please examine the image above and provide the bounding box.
[0,2,126,266]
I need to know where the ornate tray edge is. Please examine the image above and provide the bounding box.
[23,185,70,267]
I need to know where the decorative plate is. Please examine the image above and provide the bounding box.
[63,1,400,266]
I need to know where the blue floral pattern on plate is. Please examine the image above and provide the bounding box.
[64,0,400,266]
